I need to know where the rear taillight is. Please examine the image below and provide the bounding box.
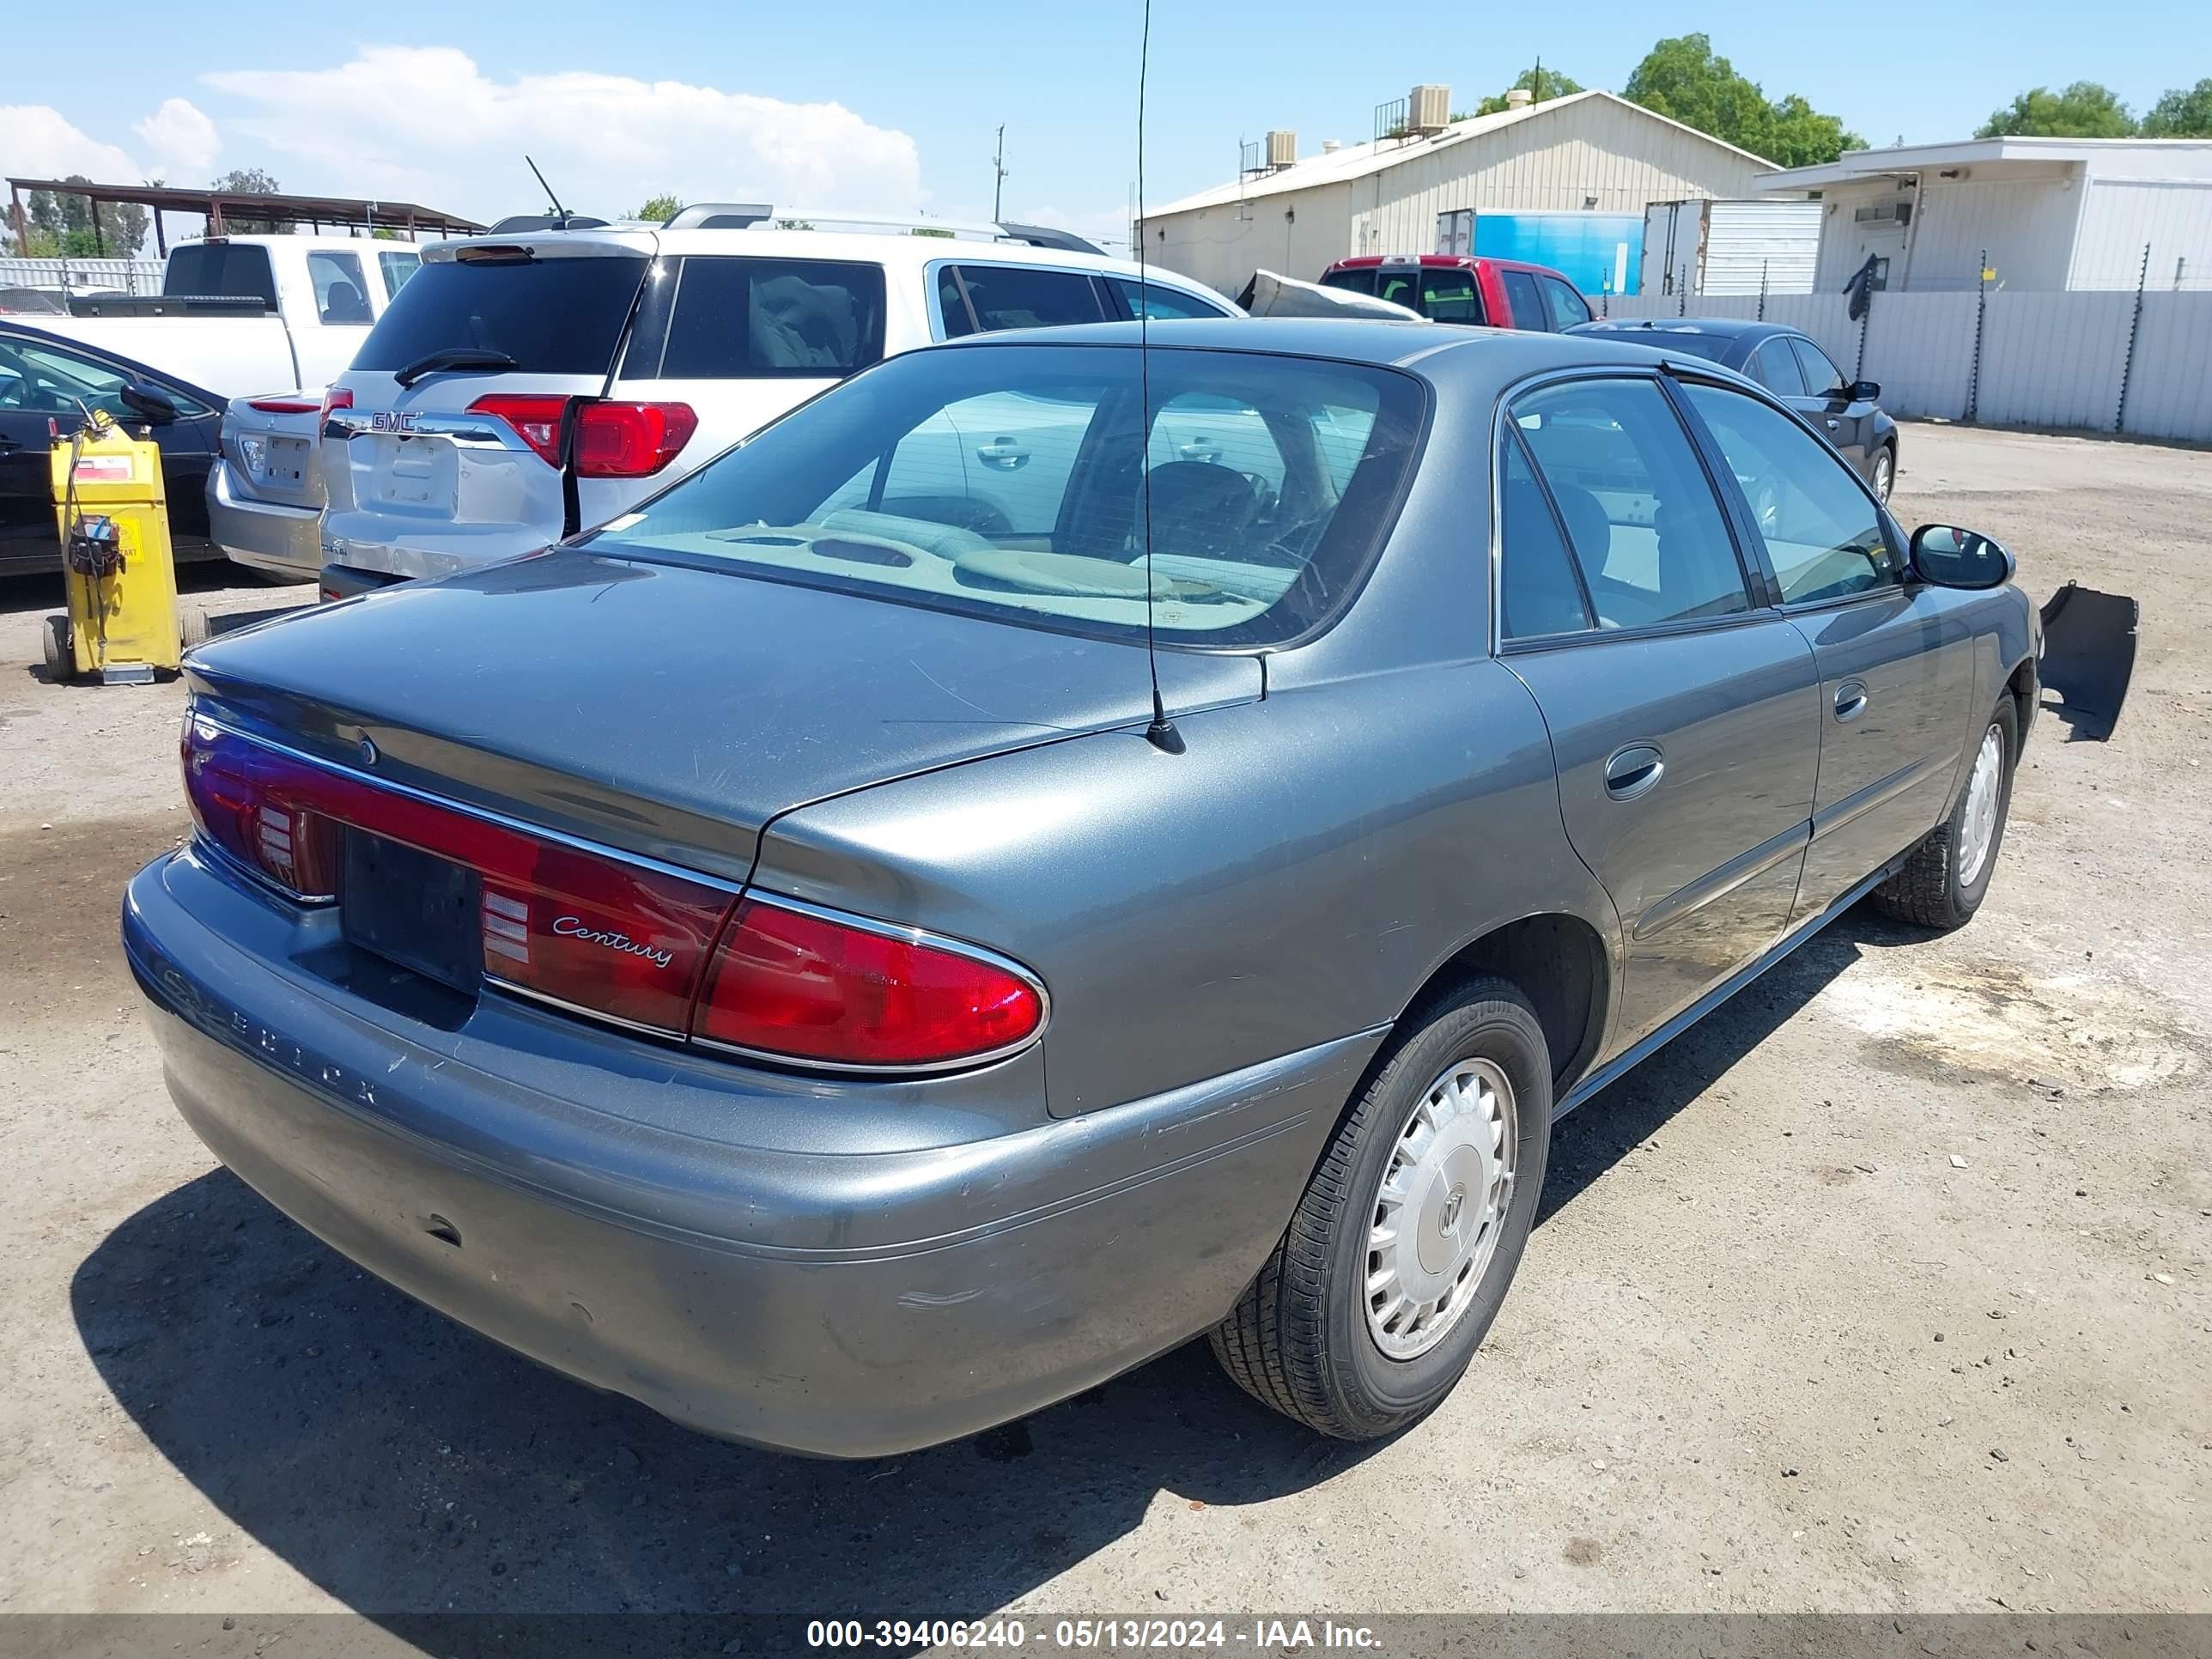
[247,396,320,414]
[573,401,698,477]
[179,717,1045,1069]
[466,396,697,477]
[690,901,1045,1070]
[181,716,730,1032]
[467,393,566,466]
[319,386,353,427]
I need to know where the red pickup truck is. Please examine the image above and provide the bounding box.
[1317,254,1593,331]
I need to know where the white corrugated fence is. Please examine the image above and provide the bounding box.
[1598,285,2212,443]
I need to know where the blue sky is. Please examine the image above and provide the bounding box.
[4,2,2208,250]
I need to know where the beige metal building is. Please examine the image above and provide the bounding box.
[1138,88,1777,297]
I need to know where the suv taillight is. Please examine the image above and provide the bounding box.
[690,901,1045,1069]
[180,717,1045,1068]
[466,396,697,477]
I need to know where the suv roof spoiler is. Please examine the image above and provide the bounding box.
[659,204,1103,255]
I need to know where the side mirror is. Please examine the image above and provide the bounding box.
[119,382,179,425]
[1849,380,1881,403]
[1911,524,2013,590]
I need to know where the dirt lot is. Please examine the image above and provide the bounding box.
[1,425,2207,1630]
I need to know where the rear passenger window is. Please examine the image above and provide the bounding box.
[1511,378,1751,629]
[1498,428,1593,639]
[1418,269,1483,324]
[1540,276,1591,331]
[939,265,1108,337]
[1111,277,1229,319]
[1499,270,1546,330]
[650,258,886,377]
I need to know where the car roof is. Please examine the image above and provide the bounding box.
[1326,253,1560,274]
[936,316,1727,380]
[1571,316,1794,342]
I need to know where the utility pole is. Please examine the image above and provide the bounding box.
[1532,58,1542,103]
[992,125,1008,222]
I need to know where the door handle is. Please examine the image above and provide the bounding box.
[975,440,1030,471]
[1603,743,1665,800]
[1833,680,1869,722]
[1825,418,1840,430]
[0,435,20,456]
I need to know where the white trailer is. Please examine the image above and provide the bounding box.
[1643,199,1821,299]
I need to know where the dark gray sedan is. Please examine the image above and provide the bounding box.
[125,319,2039,1455]
[1570,315,1901,504]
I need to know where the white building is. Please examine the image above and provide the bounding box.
[1138,88,1778,298]
[1758,137,2212,292]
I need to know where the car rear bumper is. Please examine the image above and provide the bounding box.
[124,849,1365,1456]
[207,460,323,579]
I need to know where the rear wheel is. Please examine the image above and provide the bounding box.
[1209,978,1551,1439]
[41,614,72,680]
[1874,696,2017,929]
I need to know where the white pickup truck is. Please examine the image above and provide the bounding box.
[32,234,421,396]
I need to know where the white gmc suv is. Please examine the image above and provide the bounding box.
[317,210,1238,593]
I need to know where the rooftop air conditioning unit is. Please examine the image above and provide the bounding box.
[1505,88,1534,111]
[1265,130,1297,169]
[1409,84,1451,133]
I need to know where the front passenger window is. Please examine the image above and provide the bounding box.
[1680,382,1893,605]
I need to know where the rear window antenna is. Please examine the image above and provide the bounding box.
[526,155,570,225]
[1135,0,1183,755]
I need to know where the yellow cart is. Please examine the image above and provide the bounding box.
[43,413,183,684]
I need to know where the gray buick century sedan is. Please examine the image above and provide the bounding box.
[126,319,2041,1455]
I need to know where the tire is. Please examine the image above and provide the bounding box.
[1870,443,1896,504]
[1209,977,1553,1440]
[41,614,71,680]
[1874,696,2018,930]
[179,606,211,649]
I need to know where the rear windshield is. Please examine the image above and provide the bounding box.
[1612,328,1735,365]
[586,343,1425,647]
[164,244,276,310]
[623,256,887,379]
[350,252,648,375]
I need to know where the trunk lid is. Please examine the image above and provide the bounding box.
[222,392,324,512]
[183,548,1261,878]
[319,234,656,580]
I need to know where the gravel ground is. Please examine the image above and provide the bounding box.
[0,424,2206,1629]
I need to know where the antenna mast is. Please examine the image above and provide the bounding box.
[525,155,566,220]
[1136,0,1181,754]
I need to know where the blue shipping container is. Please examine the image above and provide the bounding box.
[1474,212,1645,295]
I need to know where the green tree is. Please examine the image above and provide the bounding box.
[2142,77,2212,137]
[1976,82,2136,137]
[210,167,290,234]
[1624,33,1862,166]
[1467,65,1585,118]
[631,192,683,222]
[27,175,151,256]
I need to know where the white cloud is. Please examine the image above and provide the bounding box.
[0,105,140,184]
[133,98,222,183]
[200,46,922,224]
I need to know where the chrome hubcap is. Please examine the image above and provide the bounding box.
[1957,723,2004,886]
[1875,452,1893,501]
[1365,1057,1516,1360]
